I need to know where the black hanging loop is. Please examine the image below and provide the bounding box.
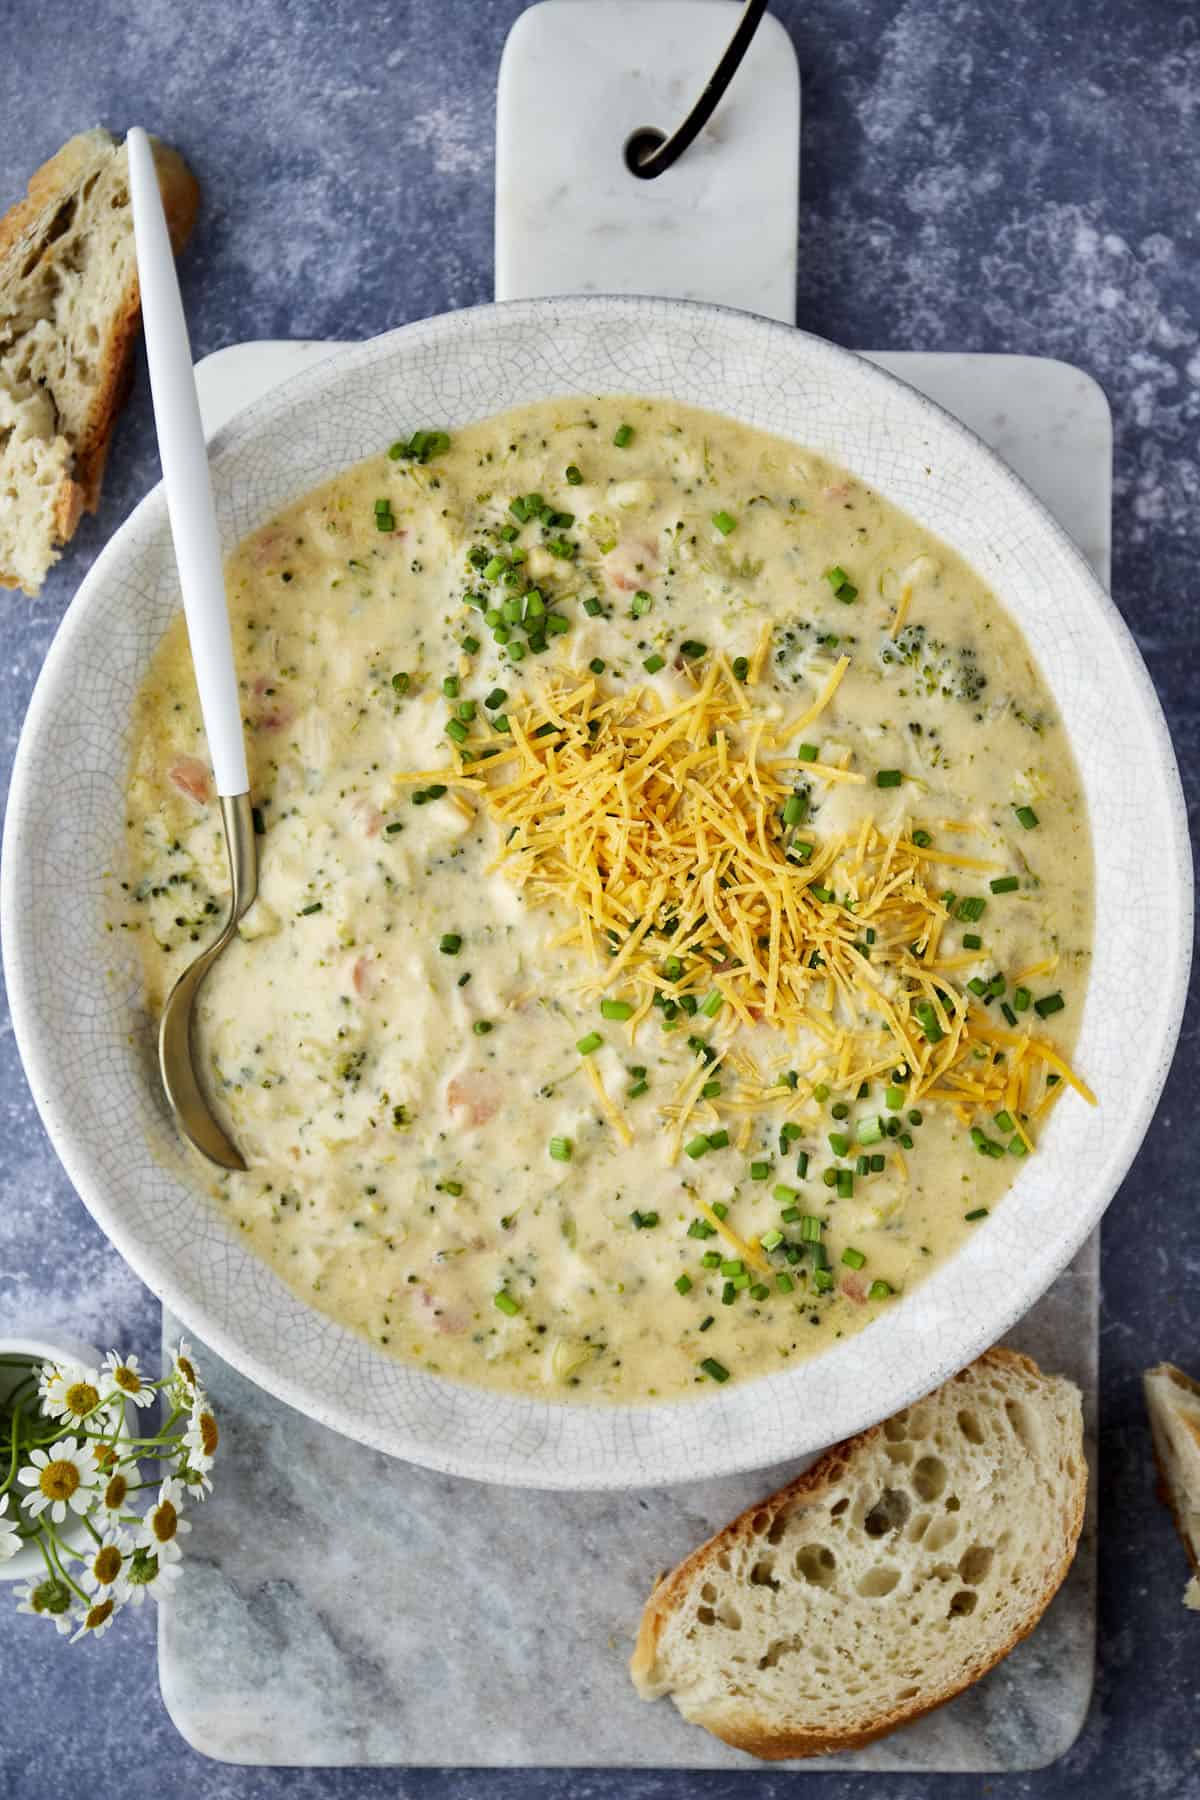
[624,0,769,180]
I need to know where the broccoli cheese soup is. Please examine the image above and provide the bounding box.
[121,396,1094,1402]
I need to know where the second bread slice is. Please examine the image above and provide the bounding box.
[631,1348,1085,1759]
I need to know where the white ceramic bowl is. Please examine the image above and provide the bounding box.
[3,298,1190,1489]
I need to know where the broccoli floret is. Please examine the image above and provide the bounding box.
[878,624,987,703]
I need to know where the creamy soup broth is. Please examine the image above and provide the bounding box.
[122,396,1093,1401]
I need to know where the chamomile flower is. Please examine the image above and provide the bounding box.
[71,1590,125,1642]
[123,1545,183,1606]
[37,1361,67,1411]
[167,1339,203,1406]
[17,1437,100,1522]
[80,1528,135,1597]
[137,1479,189,1562]
[176,1460,213,1501]
[0,1493,21,1561]
[96,1465,136,1517]
[15,1576,74,1634]
[102,1350,155,1410]
[183,1393,219,1473]
[39,1363,105,1428]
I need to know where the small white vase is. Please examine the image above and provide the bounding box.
[0,1333,105,1584]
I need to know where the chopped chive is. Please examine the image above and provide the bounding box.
[474,1020,493,1036]
[507,641,527,662]
[751,1161,771,1182]
[600,999,634,1021]
[841,1247,866,1270]
[956,896,987,922]
[679,639,708,659]
[1008,1136,1029,1157]
[990,875,1020,894]
[445,718,469,744]
[1014,805,1039,829]
[908,1109,923,1125]
[773,1184,798,1205]
[712,510,736,535]
[391,671,410,695]
[875,769,903,788]
[963,932,982,950]
[836,1169,854,1198]
[565,463,583,485]
[461,634,481,655]
[494,1290,520,1316]
[701,1080,722,1100]
[760,1228,784,1252]
[781,1204,801,1222]
[1001,1002,1018,1025]
[701,1250,721,1268]
[870,1153,885,1172]
[299,901,323,916]
[457,701,476,722]
[630,1210,659,1229]
[911,828,932,848]
[993,1109,1015,1134]
[688,1219,716,1240]
[830,1101,850,1120]
[719,1258,743,1278]
[855,1115,884,1146]
[438,933,462,955]
[783,793,807,826]
[712,1201,728,1219]
[707,1129,730,1150]
[868,1280,894,1301]
[483,555,506,581]
[700,1356,729,1383]
[965,1207,989,1221]
[855,1154,870,1176]
[776,1272,795,1294]
[252,806,266,836]
[631,590,652,617]
[684,1135,710,1160]
[549,1136,572,1162]
[643,653,665,674]
[813,1267,835,1292]
[613,423,634,447]
[628,1080,648,1098]
[589,657,606,675]
[795,1150,809,1178]
[732,655,750,682]
[828,1131,851,1157]
[749,1282,769,1302]
[484,687,508,710]
[1034,991,1065,1018]
[798,1215,823,1243]
[1013,986,1032,1012]
[721,1282,736,1306]
[884,1085,905,1110]
[698,1315,715,1331]
[674,1274,693,1295]
[583,597,603,617]
[701,991,724,1018]
[576,1031,603,1055]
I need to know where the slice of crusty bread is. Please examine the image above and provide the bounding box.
[631,1347,1086,1759]
[0,127,199,595]
[1144,1362,1200,1611]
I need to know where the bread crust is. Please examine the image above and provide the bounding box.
[631,1347,1087,1759]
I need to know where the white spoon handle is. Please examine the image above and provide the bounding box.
[127,127,248,797]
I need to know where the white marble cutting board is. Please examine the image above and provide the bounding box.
[157,339,1109,1772]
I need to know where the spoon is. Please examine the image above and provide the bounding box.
[128,127,257,1173]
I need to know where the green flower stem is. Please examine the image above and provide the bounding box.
[40,1528,87,1603]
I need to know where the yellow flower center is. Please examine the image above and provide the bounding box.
[93,1545,123,1585]
[113,1365,141,1394]
[152,1500,178,1544]
[84,1599,114,1632]
[64,1381,99,1418]
[93,1444,117,1471]
[104,1474,128,1510]
[40,1459,80,1502]
[176,1356,198,1389]
[198,1412,218,1457]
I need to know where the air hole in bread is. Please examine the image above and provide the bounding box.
[923,1516,959,1552]
[697,1604,715,1626]
[896,1685,921,1701]
[883,1416,908,1442]
[765,1510,791,1546]
[906,1511,931,1543]
[749,1558,779,1589]
[793,1543,837,1588]
[716,1551,731,1572]
[757,1639,787,1671]
[856,1565,901,1598]
[751,1511,770,1534]
[912,1455,947,1501]
[109,185,130,209]
[945,1495,961,1513]
[864,1488,912,1537]
[957,1409,985,1444]
[885,1440,915,1465]
[717,1601,742,1630]
[908,1406,933,1435]
[958,1544,994,1586]
[700,1582,717,1604]
[1005,1398,1037,1451]
[948,1589,978,1618]
[829,1497,849,1517]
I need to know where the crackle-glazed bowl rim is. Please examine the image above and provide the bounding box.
[3,297,1191,1489]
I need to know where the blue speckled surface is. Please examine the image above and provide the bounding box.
[0,1,1196,1795]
